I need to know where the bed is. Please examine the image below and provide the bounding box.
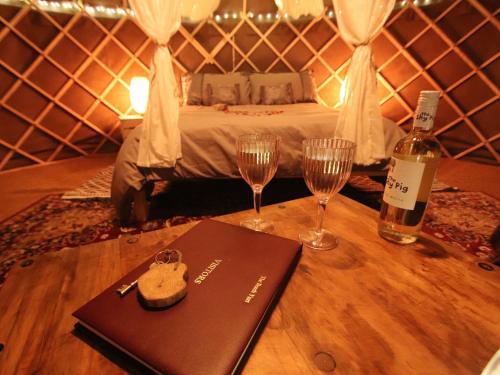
[112,72,405,223]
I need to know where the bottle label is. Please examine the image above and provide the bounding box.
[383,157,425,210]
[413,91,439,131]
[414,110,434,130]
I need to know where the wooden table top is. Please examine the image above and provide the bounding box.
[0,195,499,374]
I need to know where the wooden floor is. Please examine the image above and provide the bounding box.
[0,154,498,222]
[0,154,116,222]
[437,158,500,198]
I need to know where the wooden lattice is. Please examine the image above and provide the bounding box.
[0,0,498,172]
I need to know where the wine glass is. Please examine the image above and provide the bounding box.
[299,138,356,250]
[236,134,280,232]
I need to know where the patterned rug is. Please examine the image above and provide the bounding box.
[423,192,500,260]
[0,178,311,287]
[0,194,210,286]
[346,178,498,260]
[62,165,114,199]
[2,177,498,287]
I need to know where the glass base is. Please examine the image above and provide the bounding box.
[240,218,274,233]
[299,228,338,251]
[378,227,418,244]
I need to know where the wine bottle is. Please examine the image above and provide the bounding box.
[378,91,441,244]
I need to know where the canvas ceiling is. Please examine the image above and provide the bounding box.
[0,0,498,172]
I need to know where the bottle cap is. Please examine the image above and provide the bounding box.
[418,91,440,107]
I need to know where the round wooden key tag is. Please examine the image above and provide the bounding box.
[138,249,188,308]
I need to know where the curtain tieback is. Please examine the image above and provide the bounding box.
[354,41,370,47]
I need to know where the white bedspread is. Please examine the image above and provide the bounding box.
[167,103,404,179]
[112,103,405,214]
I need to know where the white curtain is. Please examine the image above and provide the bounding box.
[129,0,182,168]
[333,0,395,165]
[181,0,220,22]
[275,0,324,19]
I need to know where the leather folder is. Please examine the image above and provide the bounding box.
[73,219,302,375]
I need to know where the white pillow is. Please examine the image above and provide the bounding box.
[201,72,250,105]
[249,72,316,104]
[206,83,241,105]
[260,83,295,105]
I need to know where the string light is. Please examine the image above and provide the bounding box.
[0,0,443,20]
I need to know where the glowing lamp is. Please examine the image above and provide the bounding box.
[129,76,149,114]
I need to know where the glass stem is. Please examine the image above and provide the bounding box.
[316,199,327,235]
[253,188,262,222]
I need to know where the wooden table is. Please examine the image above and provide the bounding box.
[0,195,499,374]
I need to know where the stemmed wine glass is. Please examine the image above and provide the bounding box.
[236,134,280,233]
[300,138,356,250]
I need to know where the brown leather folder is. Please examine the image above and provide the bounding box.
[73,219,302,375]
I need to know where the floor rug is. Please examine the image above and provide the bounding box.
[62,165,114,199]
[0,194,210,286]
[346,180,499,260]
[422,192,500,260]
[0,178,311,286]
[2,179,498,287]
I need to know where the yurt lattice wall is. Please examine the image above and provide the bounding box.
[0,0,498,172]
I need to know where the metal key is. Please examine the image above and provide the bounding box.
[116,280,138,297]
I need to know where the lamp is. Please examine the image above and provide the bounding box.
[129,76,149,114]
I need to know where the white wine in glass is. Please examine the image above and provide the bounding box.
[300,138,356,250]
[236,134,280,233]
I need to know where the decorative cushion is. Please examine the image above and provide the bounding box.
[201,72,250,105]
[206,83,241,105]
[259,83,295,105]
[249,71,317,104]
[183,72,315,106]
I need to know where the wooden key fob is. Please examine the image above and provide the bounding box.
[138,261,188,308]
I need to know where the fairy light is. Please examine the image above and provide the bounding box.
[0,0,443,20]
[84,5,95,15]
